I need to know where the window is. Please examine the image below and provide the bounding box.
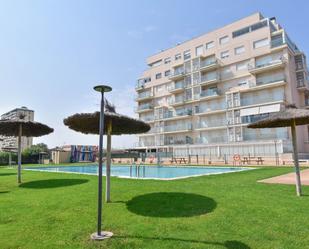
[175,53,181,60]
[155,73,162,79]
[253,38,269,49]
[236,61,248,71]
[232,20,268,38]
[206,41,214,49]
[195,45,203,56]
[183,50,191,60]
[164,57,171,64]
[221,50,229,59]
[234,46,245,55]
[219,35,229,45]
[144,77,151,83]
[164,70,171,77]
[149,60,162,67]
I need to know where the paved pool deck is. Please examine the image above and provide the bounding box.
[259,169,309,186]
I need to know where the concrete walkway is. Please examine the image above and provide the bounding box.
[259,169,309,186]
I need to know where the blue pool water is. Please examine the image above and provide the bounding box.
[25,165,251,180]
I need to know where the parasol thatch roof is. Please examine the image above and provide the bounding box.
[63,111,150,135]
[248,105,309,128]
[0,120,54,137]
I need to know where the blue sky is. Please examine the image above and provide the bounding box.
[0,0,308,148]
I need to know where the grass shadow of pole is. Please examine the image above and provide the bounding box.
[19,179,89,189]
[126,192,216,218]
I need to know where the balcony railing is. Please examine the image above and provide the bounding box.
[248,57,286,73]
[256,76,286,87]
[196,103,226,114]
[136,91,153,100]
[164,123,192,132]
[169,68,185,79]
[196,136,227,144]
[164,137,193,145]
[169,81,185,92]
[163,109,192,119]
[197,119,226,129]
[200,88,221,98]
[136,103,153,111]
[200,59,218,70]
[200,74,219,85]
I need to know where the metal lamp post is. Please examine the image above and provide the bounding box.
[91,84,113,240]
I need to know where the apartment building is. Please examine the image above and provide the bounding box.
[0,107,34,151]
[135,13,309,158]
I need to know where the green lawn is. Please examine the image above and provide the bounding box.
[0,166,308,249]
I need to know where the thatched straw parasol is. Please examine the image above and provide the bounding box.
[63,111,150,135]
[248,104,309,196]
[0,118,54,183]
[64,85,150,240]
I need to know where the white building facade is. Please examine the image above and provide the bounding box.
[135,13,309,158]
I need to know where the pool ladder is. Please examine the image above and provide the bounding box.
[130,163,146,178]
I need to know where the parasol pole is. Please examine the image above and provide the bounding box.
[291,119,302,196]
[91,84,113,241]
[17,124,22,183]
[106,120,112,202]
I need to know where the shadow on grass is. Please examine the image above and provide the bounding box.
[0,173,16,176]
[114,235,251,249]
[0,191,9,194]
[126,192,216,217]
[19,179,89,189]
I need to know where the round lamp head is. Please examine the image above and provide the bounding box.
[94,85,112,93]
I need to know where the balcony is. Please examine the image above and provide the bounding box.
[296,79,309,91]
[200,74,220,86]
[169,97,186,107]
[200,59,219,72]
[248,58,286,75]
[163,109,192,120]
[200,88,221,99]
[164,137,193,145]
[140,116,155,123]
[135,91,153,101]
[169,68,185,81]
[164,123,193,133]
[255,76,286,88]
[135,103,154,113]
[196,136,227,144]
[169,81,185,93]
[196,119,226,130]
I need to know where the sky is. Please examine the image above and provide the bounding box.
[0,0,308,149]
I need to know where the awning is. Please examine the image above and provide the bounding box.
[240,104,280,117]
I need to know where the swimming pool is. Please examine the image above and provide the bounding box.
[25,165,252,180]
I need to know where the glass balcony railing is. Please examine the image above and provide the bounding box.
[196,136,227,144]
[200,59,217,69]
[241,92,284,106]
[136,91,153,100]
[196,103,226,114]
[200,88,221,98]
[163,109,192,119]
[249,57,286,71]
[256,76,286,86]
[141,116,155,122]
[197,119,226,128]
[243,130,288,141]
[200,74,219,84]
[136,79,145,89]
[170,68,185,78]
[164,123,192,132]
[136,103,153,111]
[164,137,193,145]
[169,81,185,91]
